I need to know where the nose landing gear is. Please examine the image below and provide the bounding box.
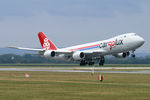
[131,54,135,58]
[131,50,136,58]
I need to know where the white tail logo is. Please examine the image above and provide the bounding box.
[43,38,50,50]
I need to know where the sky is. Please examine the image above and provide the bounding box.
[0,0,150,52]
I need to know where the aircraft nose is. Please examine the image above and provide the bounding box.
[138,36,145,45]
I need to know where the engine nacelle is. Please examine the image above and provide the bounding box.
[72,52,85,60]
[44,50,56,58]
[114,53,127,58]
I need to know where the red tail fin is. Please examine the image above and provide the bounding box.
[38,32,57,50]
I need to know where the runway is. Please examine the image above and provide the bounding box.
[0,67,150,74]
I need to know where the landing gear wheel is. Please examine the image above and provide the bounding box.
[80,60,87,66]
[88,62,94,66]
[127,52,130,56]
[131,54,135,58]
[99,57,105,66]
[131,50,136,58]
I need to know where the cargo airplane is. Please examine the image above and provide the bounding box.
[9,32,144,66]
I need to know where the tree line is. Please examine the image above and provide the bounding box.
[0,54,150,64]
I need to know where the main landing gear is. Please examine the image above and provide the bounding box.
[80,57,105,66]
[80,60,87,66]
[88,62,95,66]
[99,57,105,66]
[80,60,95,66]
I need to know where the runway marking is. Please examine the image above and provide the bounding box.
[0,67,150,74]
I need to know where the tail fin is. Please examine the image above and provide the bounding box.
[38,32,57,50]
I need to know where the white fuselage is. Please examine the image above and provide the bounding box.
[49,33,144,61]
[63,33,144,54]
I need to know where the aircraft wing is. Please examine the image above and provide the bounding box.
[8,46,107,60]
[8,46,73,55]
[56,49,106,56]
[8,46,44,51]
[55,49,72,54]
[81,49,106,54]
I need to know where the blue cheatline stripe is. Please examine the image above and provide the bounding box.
[77,46,99,51]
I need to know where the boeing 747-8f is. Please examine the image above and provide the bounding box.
[9,32,144,66]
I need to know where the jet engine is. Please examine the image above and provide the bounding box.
[44,50,56,58]
[114,52,129,58]
[72,52,85,60]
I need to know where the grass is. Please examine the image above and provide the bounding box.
[0,71,150,100]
